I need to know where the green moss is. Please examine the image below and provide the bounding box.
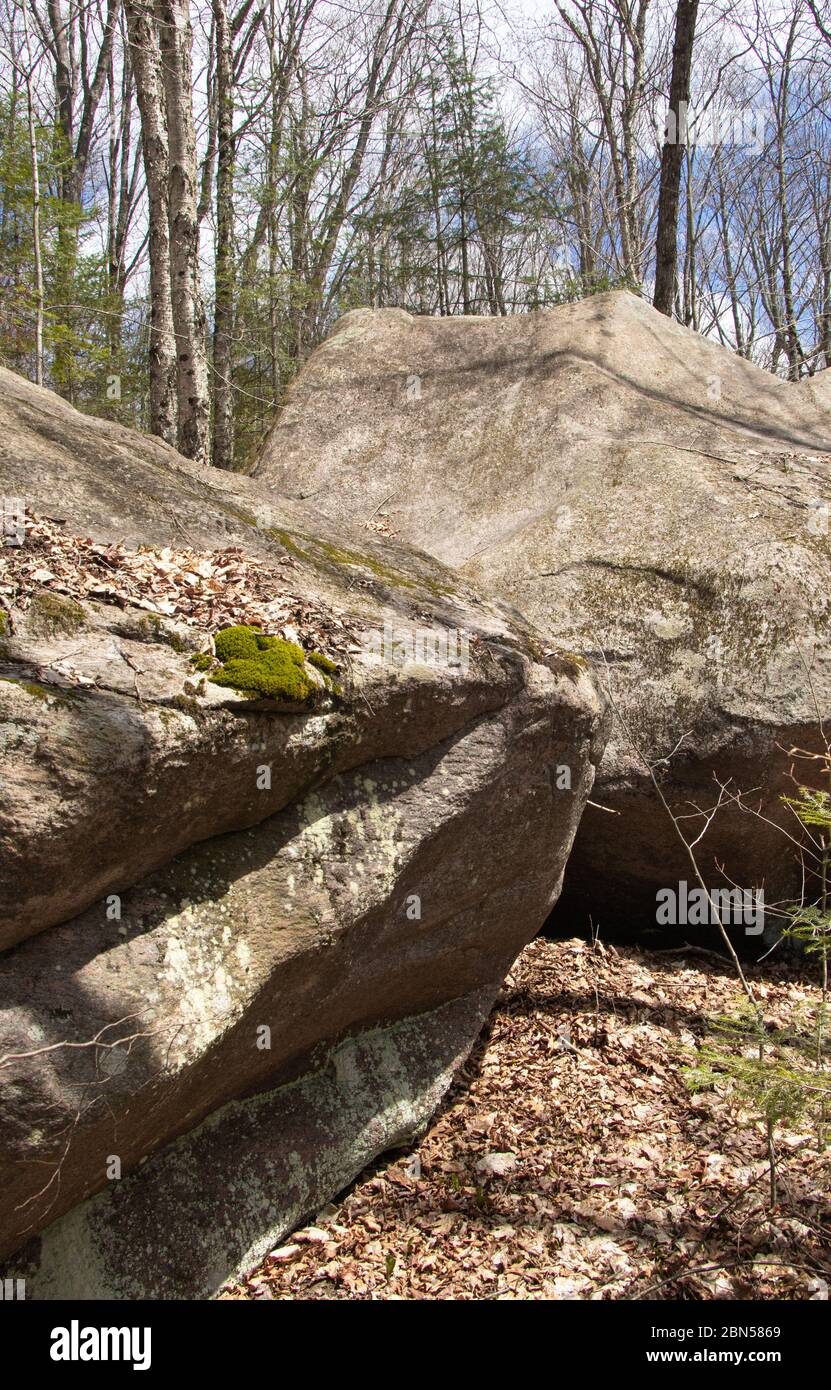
[0,609,6,636]
[167,693,202,717]
[210,629,317,704]
[212,649,313,703]
[137,614,191,651]
[312,537,427,591]
[266,527,455,598]
[268,528,312,562]
[213,624,278,661]
[27,592,86,637]
[307,649,344,698]
[0,676,76,705]
[209,627,346,706]
[308,650,338,675]
[217,501,259,529]
[190,651,213,672]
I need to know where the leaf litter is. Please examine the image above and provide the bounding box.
[0,510,360,660]
[221,937,831,1301]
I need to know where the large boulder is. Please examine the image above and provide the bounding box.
[256,291,831,930]
[0,368,605,1296]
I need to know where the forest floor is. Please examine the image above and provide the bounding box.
[220,936,831,1301]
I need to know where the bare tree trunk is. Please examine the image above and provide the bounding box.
[620,0,649,281]
[769,13,805,379]
[157,0,210,463]
[566,112,599,292]
[653,0,698,316]
[21,2,43,385]
[125,0,177,443]
[681,161,699,328]
[713,147,746,356]
[819,216,831,369]
[106,32,142,357]
[197,13,217,226]
[301,0,423,350]
[459,184,471,312]
[45,0,118,399]
[777,127,804,380]
[211,0,235,468]
[555,1,650,284]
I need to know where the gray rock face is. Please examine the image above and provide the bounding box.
[13,990,493,1300]
[0,368,606,1295]
[0,590,543,953]
[256,291,831,929]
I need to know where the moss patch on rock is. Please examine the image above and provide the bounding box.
[167,693,204,718]
[308,649,344,697]
[308,650,337,675]
[266,526,455,598]
[27,592,87,638]
[210,625,317,704]
[0,676,76,705]
[214,625,271,663]
[136,614,191,651]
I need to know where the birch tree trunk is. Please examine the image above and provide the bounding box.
[211,0,234,469]
[157,0,210,463]
[125,0,177,443]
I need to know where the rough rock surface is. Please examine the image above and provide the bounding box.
[257,292,831,928]
[15,991,495,1300]
[0,369,606,1296]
